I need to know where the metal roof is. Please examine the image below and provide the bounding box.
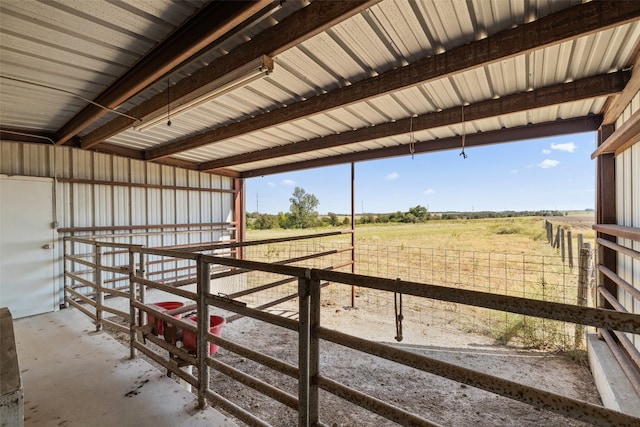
[1,0,639,177]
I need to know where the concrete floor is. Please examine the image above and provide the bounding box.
[13,308,237,427]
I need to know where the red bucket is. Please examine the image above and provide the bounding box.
[147,301,184,336]
[182,315,226,355]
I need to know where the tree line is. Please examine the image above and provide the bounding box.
[247,187,567,230]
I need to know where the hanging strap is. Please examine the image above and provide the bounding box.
[409,115,416,159]
[460,104,467,159]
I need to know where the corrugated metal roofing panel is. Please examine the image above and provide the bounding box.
[2,0,636,176]
[99,0,633,163]
[0,0,204,131]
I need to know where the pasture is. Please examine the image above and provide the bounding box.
[245,212,595,349]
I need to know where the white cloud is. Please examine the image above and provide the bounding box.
[267,181,276,187]
[385,172,399,180]
[542,149,551,154]
[424,188,435,195]
[281,179,296,186]
[538,159,560,169]
[550,142,576,153]
[509,169,518,174]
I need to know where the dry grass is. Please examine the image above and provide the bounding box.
[242,213,595,349]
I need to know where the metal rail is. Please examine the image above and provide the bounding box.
[63,232,640,427]
[593,224,640,405]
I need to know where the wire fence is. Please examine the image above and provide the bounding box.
[214,238,594,350]
[351,245,594,349]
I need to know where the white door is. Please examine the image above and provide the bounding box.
[0,175,55,318]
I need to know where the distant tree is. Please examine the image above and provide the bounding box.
[408,205,429,221]
[402,213,417,223]
[327,212,340,226]
[288,187,319,228]
[254,213,278,230]
[342,217,350,226]
[389,211,404,222]
[377,214,391,223]
[278,212,292,229]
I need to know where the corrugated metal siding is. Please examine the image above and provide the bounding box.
[615,89,640,353]
[0,139,235,300]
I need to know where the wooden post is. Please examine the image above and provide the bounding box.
[553,225,561,248]
[560,228,566,264]
[575,243,591,348]
[578,234,584,256]
[567,230,573,268]
[545,221,550,243]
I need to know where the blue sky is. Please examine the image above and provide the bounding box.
[246,132,597,214]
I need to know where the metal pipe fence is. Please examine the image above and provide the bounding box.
[61,232,640,427]
[593,224,640,396]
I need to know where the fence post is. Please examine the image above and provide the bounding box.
[129,249,137,359]
[567,230,573,268]
[310,275,320,425]
[560,228,566,264]
[95,244,103,332]
[197,255,211,409]
[298,271,319,427]
[575,243,591,348]
[553,225,561,248]
[138,253,146,327]
[63,238,70,309]
[578,234,584,258]
[299,276,310,427]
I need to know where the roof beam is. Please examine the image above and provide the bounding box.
[0,128,57,145]
[81,143,241,177]
[56,0,274,146]
[241,116,603,178]
[146,0,640,161]
[201,70,628,171]
[80,0,381,149]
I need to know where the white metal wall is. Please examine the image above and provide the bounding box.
[615,89,640,352]
[0,140,236,305]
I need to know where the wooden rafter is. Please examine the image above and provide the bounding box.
[200,71,628,171]
[240,116,603,178]
[79,0,381,150]
[55,1,274,146]
[144,1,640,161]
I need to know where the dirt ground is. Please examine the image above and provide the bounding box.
[109,302,601,427]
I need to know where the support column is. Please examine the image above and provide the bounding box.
[298,272,318,426]
[596,124,617,310]
[234,177,246,260]
[351,162,355,308]
[197,256,211,409]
